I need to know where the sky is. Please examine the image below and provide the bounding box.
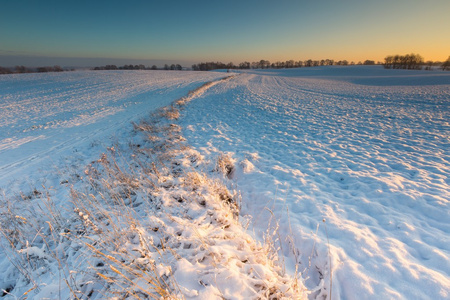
[1,0,449,67]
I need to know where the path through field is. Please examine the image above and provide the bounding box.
[0,70,226,191]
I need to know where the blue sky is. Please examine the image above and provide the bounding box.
[1,0,449,67]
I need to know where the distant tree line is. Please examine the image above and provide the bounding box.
[0,65,68,75]
[191,59,384,71]
[192,55,449,71]
[192,62,234,71]
[92,64,183,71]
[382,54,449,71]
[93,64,146,70]
[383,53,424,70]
[4,55,448,75]
[164,64,183,70]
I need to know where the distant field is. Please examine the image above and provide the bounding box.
[0,66,449,299]
[0,70,226,187]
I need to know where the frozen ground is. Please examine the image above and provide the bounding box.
[0,70,226,192]
[0,66,449,299]
[179,66,450,299]
[0,71,303,299]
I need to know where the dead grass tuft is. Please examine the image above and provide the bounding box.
[215,153,235,179]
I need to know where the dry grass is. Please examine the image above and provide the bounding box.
[159,105,180,120]
[0,75,306,299]
[214,153,235,179]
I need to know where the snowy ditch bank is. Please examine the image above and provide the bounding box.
[0,75,305,299]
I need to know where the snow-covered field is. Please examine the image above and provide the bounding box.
[0,66,449,299]
[0,71,226,190]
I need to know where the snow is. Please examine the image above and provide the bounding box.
[179,66,450,299]
[0,70,226,192]
[0,66,449,299]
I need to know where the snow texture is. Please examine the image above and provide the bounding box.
[0,70,226,192]
[0,66,449,299]
[180,66,450,299]
[0,71,303,299]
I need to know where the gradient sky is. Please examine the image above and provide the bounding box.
[1,0,449,67]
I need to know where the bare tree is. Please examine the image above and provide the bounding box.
[285,60,295,68]
[442,56,450,71]
[304,59,312,67]
[238,62,250,69]
[363,60,375,65]
[0,67,12,74]
[15,65,29,73]
[384,53,423,70]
